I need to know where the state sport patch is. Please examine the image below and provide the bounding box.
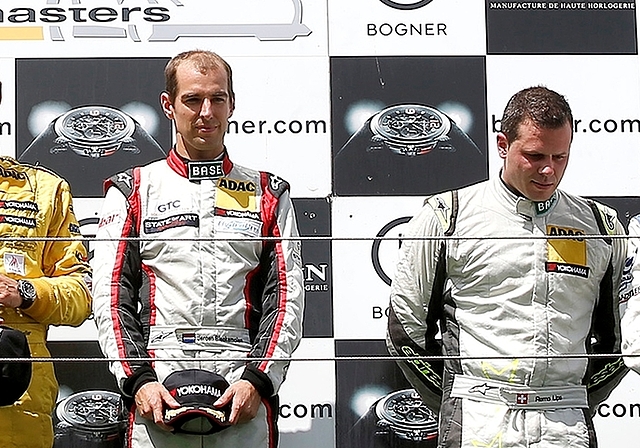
[143,214,199,234]
[546,225,589,278]
[215,178,257,212]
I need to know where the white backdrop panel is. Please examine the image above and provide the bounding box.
[328,0,486,56]
[487,54,640,196]
[332,196,427,340]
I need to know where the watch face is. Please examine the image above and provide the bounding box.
[370,104,451,146]
[18,280,36,301]
[375,389,438,440]
[54,106,135,157]
[56,390,125,431]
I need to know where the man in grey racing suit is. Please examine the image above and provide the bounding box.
[387,86,628,448]
[92,50,304,448]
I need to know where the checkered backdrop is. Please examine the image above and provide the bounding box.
[1,1,640,446]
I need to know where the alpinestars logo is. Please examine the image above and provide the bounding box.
[379,0,436,10]
[0,0,311,42]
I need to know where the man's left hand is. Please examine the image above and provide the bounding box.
[214,379,261,425]
[0,275,20,308]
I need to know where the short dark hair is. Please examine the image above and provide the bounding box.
[164,50,234,106]
[500,86,573,142]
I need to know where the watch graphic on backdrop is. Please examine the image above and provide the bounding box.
[373,389,438,446]
[334,102,486,196]
[52,106,138,159]
[367,104,455,156]
[55,390,126,447]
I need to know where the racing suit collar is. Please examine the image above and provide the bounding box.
[166,147,234,179]
[494,174,559,219]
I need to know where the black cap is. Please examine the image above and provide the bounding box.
[163,369,231,435]
[0,325,31,406]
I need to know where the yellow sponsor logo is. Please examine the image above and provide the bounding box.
[481,359,519,383]
[547,225,586,265]
[0,27,43,40]
[216,178,257,211]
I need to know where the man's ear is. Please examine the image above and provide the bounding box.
[160,91,174,120]
[497,132,509,159]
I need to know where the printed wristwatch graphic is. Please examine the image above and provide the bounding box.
[365,104,456,156]
[39,0,311,42]
[50,106,137,159]
[374,389,438,446]
[20,105,166,197]
[54,390,126,447]
[334,103,487,196]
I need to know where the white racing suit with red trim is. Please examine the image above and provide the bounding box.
[92,148,304,448]
[387,176,628,448]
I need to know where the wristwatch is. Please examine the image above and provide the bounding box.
[373,389,438,447]
[17,279,36,309]
[52,105,137,158]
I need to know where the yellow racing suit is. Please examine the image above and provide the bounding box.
[0,157,92,448]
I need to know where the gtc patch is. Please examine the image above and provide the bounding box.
[216,178,257,212]
[143,214,199,234]
[546,225,588,277]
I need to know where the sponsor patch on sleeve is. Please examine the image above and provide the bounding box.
[3,253,25,276]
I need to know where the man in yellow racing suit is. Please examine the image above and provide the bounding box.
[0,157,92,448]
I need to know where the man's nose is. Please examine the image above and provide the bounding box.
[200,99,214,118]
[539,162,554,176]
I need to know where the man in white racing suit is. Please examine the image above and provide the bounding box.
[621,218,640,376]
[387,86,628,448]
[92,50,304,448]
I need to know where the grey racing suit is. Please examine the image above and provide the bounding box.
[387,176,628,448]
[92,148,304,448]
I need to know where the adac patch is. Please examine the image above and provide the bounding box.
[215,178,257,212]
[546,225,589,278]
